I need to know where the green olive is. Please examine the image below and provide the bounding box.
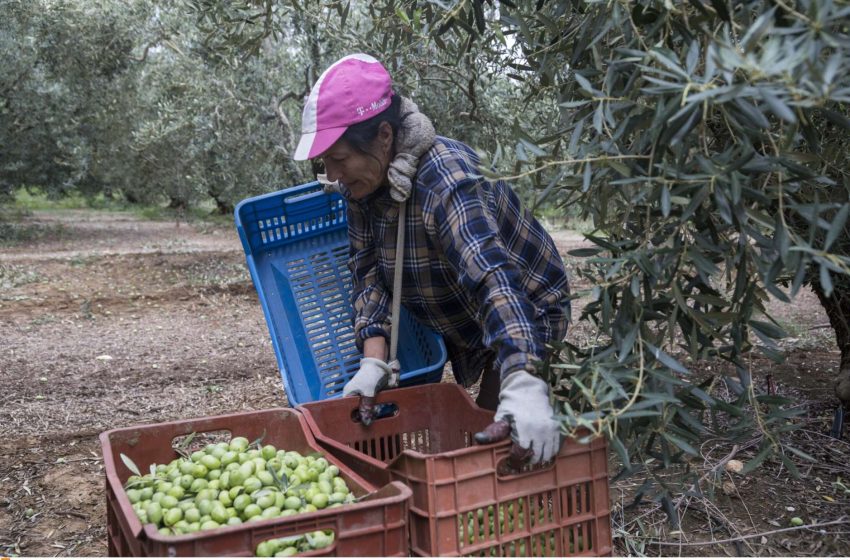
[210,502,228,524]
[184,508,201,523]
[191,463,208,479]
[220,451,238,467]
[242,503,262,520]
[146,502,163,525]
[256,493,276,510]
[159,495,179,509]
[256,541,277,557]
[210,443,228,458]
[243,477,262,494]
[311,493,329,509]
[200,520,220,531]
[200,454,221,470]
[257,470,275,487]
[262,506,282,518]
[229,437,250,452]
[163,507,183,527]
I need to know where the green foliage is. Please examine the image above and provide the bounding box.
[1,0,306,213]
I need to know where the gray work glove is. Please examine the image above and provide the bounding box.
[493,370,562,464]
[343,358,400,426]
[342,357,399,397]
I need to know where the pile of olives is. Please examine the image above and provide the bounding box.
[255,531,335,557]
[123,436,356,537]
[458,502,581,555]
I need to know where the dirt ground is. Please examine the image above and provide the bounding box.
[1,208,848,557]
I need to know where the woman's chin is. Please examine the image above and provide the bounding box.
[347,182,378,200]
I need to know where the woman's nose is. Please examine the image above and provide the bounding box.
[324,164,341,183]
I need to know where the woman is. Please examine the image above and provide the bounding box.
[293,54,571,464]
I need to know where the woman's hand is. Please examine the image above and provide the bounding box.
[474,370,562,465]
[342,355,399,426]
[343,357,394,398]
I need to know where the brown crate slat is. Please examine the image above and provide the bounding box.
[299,384,612,557]
[100,408,411,557]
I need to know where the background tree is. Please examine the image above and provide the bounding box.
[1,0,308,213]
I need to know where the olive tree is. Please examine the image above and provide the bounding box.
[381,0,850,512]
[1,0,308,213]
[0,0,140,202]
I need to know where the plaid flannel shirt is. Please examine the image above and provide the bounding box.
[346,136,570,386]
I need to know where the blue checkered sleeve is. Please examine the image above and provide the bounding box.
[347,200,391,351]
[431,178,547,379]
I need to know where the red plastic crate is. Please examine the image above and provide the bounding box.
[100,408,411,557]
[298,384,612,557]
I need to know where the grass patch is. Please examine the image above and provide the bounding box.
[115,197,233,226]
[0,221,69,246]
[11,187,119,211]
[0,264,42,289]
[132,204,231,226]
[3,187,233,228]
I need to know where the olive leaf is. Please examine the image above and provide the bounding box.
[252,488,272,499]
[120,453,141,477]
[268,463,289,491]
[278,535,302,546]
[353,490,375,503]
[172,432,196,460]
[174,448,192,460]
[249,429,267,449]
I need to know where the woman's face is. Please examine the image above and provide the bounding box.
[320,122,393,200]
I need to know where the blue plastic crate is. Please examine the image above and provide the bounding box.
[235,182,447,406]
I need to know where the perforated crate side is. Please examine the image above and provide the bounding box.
[298,384,492,488]
[394,435,611,557]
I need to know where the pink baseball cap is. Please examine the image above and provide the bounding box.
[293,53,394,161]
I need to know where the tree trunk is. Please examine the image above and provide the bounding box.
[168,196,188,210]
[210,192,233,215]
[808,266,850,405]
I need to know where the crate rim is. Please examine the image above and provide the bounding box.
[299,385,608,465]
[233,181,326,236]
